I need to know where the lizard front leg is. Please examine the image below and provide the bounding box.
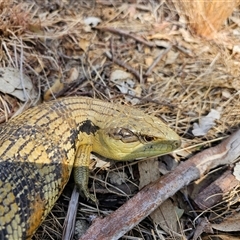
[73,144,96,202]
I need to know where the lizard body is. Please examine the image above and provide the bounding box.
[0,96,180,239]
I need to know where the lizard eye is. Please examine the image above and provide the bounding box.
[109,128,138,143]
[140,135,156,143]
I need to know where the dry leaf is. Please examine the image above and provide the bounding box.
[138,158,159,189]
[222,89,232,99]
[230,16,240,27]
[212,211,240,232]
[158,155,179,175]
[193,218,213,240]
[147,33,172,41]
[179,28,200,43]
[83,17,101,27]
[110,69,140,104]
[208,235,240,240]
[91,154,110,170]
[0,67,38,102]
[74,220,89,239]
[145,57,153,67]
[150,199,184,236]
[44,78,64,101]
[232,45,240,55]
[110,69,134,93]
[233,162,240,181]
[154,40,171,48]
[66,68,79,83]
[108,172,128,186]
[165,51,179,65]
[78,39,90,52]
[138,158,183,236]
[192,109,221,136]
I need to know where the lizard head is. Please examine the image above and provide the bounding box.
[92,106,181,161]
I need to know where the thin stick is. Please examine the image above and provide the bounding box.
[63,186,79,240]
[105,51,141,81]
[95,26,156,47]
[145,44,172,76]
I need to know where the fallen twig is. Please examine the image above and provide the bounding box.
[145,44,172,76]
[194,169,239,210]
[79,129,240,240]
[105,51,141,81]
[63,186,79,240]
[95,26,156,48]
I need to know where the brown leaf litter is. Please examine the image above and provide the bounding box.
[0,0,240,239]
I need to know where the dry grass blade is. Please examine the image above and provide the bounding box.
[0,0,239,239]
